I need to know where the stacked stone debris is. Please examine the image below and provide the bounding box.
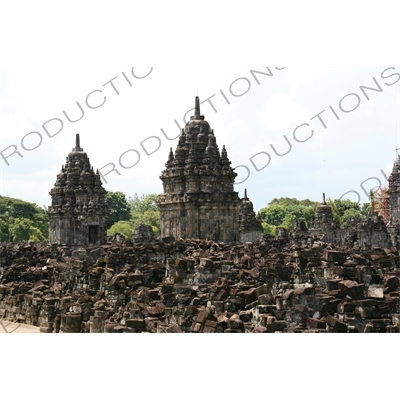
[1,235,399,333]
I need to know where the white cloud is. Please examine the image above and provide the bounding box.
[257,92,309,132]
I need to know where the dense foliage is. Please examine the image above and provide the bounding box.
[105,191,131,229]
[107,193,161,238]
[258,198,319,236]
[258,197,371,236]
[327,198,369,226]
[0,196,49,242]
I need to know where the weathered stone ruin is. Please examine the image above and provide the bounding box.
[133,224,155,241]
[47,134,108,247]
[159,97,262,243]
[238,189,264,243]
[309,194,339,243]
[307,194,392,250]
[388,156,400,248]
[1,235,399,333]
[1,100,400,333]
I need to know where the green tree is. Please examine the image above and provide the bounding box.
[280,214,297,230]
[28,226,47,242]
[341,208,362,226]
[327,198,362,226]
[261,222,276,237]
[259,204,288,226]
[105,191,131,229]
[129,193,159,214]
[129,194,161,236]
[0,219,9,242]
[141,209,161,237]
[10,218,32,242]
[107,221,134,239]
[0,196,49,242]
[258,198,319,234]
[361,202,372,217]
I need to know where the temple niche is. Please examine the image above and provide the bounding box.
[159,97,262,243]
[48,134,108,247]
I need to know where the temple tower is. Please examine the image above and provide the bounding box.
[387,154,400,247]
[309,194,339,243]
[48,134,108,247]
[238,189,264,243]
[159,97,240,242]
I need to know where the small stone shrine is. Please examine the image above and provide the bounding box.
[48,134,108,247]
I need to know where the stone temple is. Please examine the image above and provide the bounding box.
[387,155,400,248]
[159,97,263,243]
[48,134,108,247]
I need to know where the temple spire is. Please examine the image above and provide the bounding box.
[73,133,83,152]
[195,96,201,119]
[322,193,326,205]
[168,147,174,163]
[191,96,204,121]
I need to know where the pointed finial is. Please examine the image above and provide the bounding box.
[221,145,228,159]
[168,147,174,162]
[73,133,83,152]
[244,189,248,198]
[322,193,326,204]
[190,96,205,121]
[195,96,201,119]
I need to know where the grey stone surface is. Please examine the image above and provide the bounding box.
[48,134,108,247]
[159,97,262,244]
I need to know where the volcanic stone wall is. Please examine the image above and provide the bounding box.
[1,236,399,333]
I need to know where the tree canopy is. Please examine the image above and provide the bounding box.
[258,198,319,235]
[107,193,161,238]
[258,197,372,236]
[105,191,131,229]
[107,221,134,239]
[327,198,370,226]
[0,196,49,242]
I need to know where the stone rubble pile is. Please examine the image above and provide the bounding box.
[1,236,399,333]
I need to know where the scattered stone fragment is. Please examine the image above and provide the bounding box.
[1,234,399,333]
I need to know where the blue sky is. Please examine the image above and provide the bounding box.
[1,67,399,212]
